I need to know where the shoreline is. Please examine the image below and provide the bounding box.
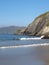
[0,43,49,65]
[0,43,49,49]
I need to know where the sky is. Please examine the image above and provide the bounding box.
[0,0,49,27]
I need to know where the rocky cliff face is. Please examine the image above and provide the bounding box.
[22,12,49,38]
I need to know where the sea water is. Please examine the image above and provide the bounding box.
[0,34,49,65]
[0,34,49,46]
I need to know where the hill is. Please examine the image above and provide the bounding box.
[0,26,25,34]
[21,12,49,38]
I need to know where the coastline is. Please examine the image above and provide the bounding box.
[0,43,49,49]
[0,43,49,65]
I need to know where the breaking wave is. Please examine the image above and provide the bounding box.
[19,38,41,40]
[19,36,44,40]
[0,43,49,49]
[0,35,44,41]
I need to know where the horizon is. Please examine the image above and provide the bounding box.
[0,0,49,27]
[0,25,26,28]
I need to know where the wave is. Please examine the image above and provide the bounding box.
[0,35,44,41]
[19,36,44,40]
[0,43,49,49]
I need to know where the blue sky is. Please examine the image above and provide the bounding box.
[0,0,49,27]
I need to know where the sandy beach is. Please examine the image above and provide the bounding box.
[0,44,49,65]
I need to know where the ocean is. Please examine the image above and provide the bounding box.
[0,34,49,65]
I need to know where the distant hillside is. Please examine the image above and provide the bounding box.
[0,26,25,34]
[21,12,49,38]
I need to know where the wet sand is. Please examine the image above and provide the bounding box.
[0,44,49,65]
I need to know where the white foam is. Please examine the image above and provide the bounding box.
[20,38,41,40]
[20,35,44,40]
[0,43,49,49]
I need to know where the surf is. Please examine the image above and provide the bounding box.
[19,35,44,40]
[0,43,49,49]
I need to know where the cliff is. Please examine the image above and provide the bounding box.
[22,12,49,38]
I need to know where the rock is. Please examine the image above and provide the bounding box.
[22,12,49,38]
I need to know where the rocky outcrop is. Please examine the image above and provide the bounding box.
[22,12,49,38]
